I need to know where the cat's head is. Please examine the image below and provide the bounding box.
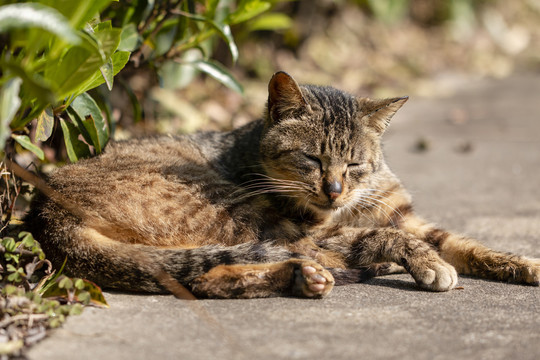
[259,71,407,216]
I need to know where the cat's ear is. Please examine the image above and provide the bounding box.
[358,96,408,134]
[267,71,309,123]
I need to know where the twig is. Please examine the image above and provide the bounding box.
[131,0,185,67]
[0,246,36,258]
[0,314,49,329]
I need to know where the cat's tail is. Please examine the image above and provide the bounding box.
[101,241,298,293]
[27,212,299,294]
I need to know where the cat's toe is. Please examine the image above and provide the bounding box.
[521,258,540,286]
[407,256,458,292]
[428,262,458,291]
[292,261,334,298]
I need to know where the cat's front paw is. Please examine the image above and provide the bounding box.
[402,253,458,292]
[290,260,335,298]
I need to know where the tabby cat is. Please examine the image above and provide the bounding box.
[27,72,539,298]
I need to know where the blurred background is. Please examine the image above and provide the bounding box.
[108,0,540,136]
[2,0,540,224]
[1,1,539,352]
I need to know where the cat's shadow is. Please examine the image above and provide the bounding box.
[361,276,423,292]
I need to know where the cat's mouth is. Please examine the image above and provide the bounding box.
[311,201,343,212]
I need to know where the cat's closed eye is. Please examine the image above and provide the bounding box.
[346,162,369,176]
[302,154,322,170]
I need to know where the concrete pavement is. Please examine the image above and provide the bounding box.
[27,74,540,360]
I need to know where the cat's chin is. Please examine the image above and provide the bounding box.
[309,202,343,213]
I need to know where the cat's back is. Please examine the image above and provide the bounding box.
[49,133,228,195]
[34,132,265,248]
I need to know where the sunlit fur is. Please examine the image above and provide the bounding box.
[260,83,406,222]
[26,71,539,298]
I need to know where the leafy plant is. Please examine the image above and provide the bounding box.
[0,232,48,289]
[0,231,108,356]
[0,0,290,355]
[0,0,291,163]
[0,0,128,162]
[103,0,291,95]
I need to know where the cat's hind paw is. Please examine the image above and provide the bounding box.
[291,260,334,298]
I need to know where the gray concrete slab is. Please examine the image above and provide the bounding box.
[27,74,540,360]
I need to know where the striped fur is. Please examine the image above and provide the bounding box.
[26,72,539,298]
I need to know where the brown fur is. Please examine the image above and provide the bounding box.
[26,72,539,298]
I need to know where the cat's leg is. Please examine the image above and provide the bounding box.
[397,214,540,285]
[327,263,406,286]
[358,182,539,285]
[190,259,334,299]
[41,222,333,295]
[315,228,458,291]
[51,226,335,298]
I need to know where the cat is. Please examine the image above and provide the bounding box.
[26,71,539,299]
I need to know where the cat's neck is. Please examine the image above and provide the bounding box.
[194,119,266,183]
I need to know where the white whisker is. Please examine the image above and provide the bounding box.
[231,173,315,201]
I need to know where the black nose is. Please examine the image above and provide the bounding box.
[324,181,342,200]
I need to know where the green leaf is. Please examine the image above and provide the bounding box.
[80,279,109,308]
[221,24,239,63]
[69,303,84,316]
[95,28,122,59]
[159,55,199,90]
[0,3,80,44]
[5,253,20,265]
[78,51,130,94]
[59,117,91,162]
[2,237,16,252]
[18,231,36,248]
[74,279,86,290]
[118,23,140,51]
[65,108,93,151]
[58,276,73,289]
[1,61,55,118]
[2,285,19,295]
[178,11,239,63]
[191,60,243,94]
[100,59,114,91]
[0,77,22,149]
[49,317,64,328]
[7,272,21,282]
[42,278,108,308]
[48,46,103,100]
[77,291,91,305]
[35,107,55,142]
[70,93,109,153]
[94,20,112,32]
[248,13,292,31]
[12,134,45,160]
[227,0,271,25]
[48,28,121,99]
[40,0,113,30]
